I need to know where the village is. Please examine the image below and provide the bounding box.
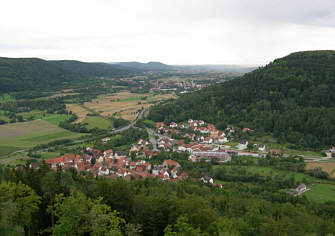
[42,119,278,184]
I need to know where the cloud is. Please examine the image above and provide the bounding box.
[0,0,335,64]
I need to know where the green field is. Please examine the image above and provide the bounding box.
[0,120,83,156]
[305,183,335,202]
[39,151,61,159]
[213,164,335,202]
[82,116,112,130]
[17,110,71,125]
[213,165,316,183]
[0,110,10,122]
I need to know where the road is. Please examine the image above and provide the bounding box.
[0,109,147,163]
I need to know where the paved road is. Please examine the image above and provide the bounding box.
[0,109,147,163]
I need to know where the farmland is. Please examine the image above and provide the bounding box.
[0,120,83,156]
[66,104,90,123]
[306,161,335,178]
[83,91,176,120]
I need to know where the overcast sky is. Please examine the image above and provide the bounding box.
[1,0,335,65]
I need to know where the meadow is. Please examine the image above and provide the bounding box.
[213,164,335,202]
[82,116,113,130]
[0,120,83,156]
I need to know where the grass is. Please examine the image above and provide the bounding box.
[305,183,335,202]
[16,110,72,125]
[82,116,112,130]
[213,165,315,183]
[0,94,15,104]
[0,120,83,156]
[0,111,10,122]
[0,146,23,156]
[39,151,61,159]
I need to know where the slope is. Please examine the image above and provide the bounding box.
[148,50,335,148]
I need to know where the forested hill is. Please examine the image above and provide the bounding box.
[50,60,139,77]
[149,50,335,148]
[0,57,137,93]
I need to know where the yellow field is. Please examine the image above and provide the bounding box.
[84,92,176,120]
[306,162,335,178]
[66,104,89,123]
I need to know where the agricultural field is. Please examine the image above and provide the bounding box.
[305,183,335,202]
[306,161,335,178]
[82,116,113,130]
[84,91,176,120]
[0,120,83,156]
[66,104,90,123]
[16,110,72,125]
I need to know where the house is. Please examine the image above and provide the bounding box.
[115,151,127,159]
[269,149,283,158]
[163,159,181,169]
[99,166,110,176]
[203,137,213,144]
[201,176,214,184]
[103,149,114,158]
[156,122,164,129]
[218,136,228,144]
[170,122,178,128]
[237,140,248,150]
[258,144,266,152]
[289,184,307,196]
[102,137,110,144]
[198,120,205,126]
[326,147,335,157]
[199,127,209,134]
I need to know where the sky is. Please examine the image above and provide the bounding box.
[1,0,335,65]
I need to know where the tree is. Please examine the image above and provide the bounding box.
[164,216,202,236]
[50,190,124,236]
[0,182,41,235]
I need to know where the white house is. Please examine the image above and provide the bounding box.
[237,140,248,150]
[258,144,266,152]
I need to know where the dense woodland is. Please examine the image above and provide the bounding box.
[0,158,335,236]
[0,57,138,93]
[149,51,335,149]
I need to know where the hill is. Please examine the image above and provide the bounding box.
[117,61,178,71]
[0,57,138,94]
[148,51,335,148]
[50,60,139,77]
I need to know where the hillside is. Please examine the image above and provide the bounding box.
[50,60,139,77]
[0,57,137,94]
[117,61,178,71]
[148,51,335,148]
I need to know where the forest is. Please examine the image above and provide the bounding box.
[0,159,335,236]
[0,57,137,93]
[148,51,335,149]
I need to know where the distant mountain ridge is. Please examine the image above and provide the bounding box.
[116,61,177,71]
[148,50,335,148]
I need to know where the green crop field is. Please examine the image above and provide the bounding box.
[17,110,71,125]
[39,151,61,159]
[305,183,335,202]
[82,116,112,130]
[0,120,83,156]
